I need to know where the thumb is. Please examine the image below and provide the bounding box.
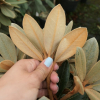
[33,57,53,83]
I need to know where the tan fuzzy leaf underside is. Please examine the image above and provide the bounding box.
[74,76,84,95]
[55,28,88,62]
[23,14,44,54]
[9,26,43,61]
[85,88,100,100]
[85,60,100,84]
[75,47,86,82]
[44,4,66,56]
[11,23,25,34]
[83,38,99,74]
[70,64,77,76]
[0,60,14,70]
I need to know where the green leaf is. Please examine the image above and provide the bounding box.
[0,22,1,28]
[11,4,20,8]
[83,38,99,74]
[0,25,9,35]
[0,74,4,78]
[0,12,11,26]
[0,56,4,62]
[35,0,47,13]
[17,48,26,60]
[57,60,70,98]
[44,0,55,8]
[35,0,42,5]
[6,0,27,5]
[1,5,16,18]
[0,33,17,63]
[75,47,86,82]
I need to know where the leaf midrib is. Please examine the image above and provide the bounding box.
[12,29,42,61]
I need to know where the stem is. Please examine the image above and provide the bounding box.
[53,0,56,5]
[47,62,56,100]
[60,86,78,100]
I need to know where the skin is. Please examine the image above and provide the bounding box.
[0,59,59,100]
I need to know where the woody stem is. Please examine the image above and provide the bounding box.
[47,62,56,100]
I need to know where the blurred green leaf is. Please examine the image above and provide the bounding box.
[44,0,55,8]
[6,0,27,5]
[35,0,47,13]
[0,33,17,63]
[1,5,16,18]
[36,0,42,5]
[19,3,28,15]
[11,4,20,8]
[57,60,70,98]
[17,48,26,60]
[0,12,11,26]
[0,25,9,35]
[0,22,1,28]
[0,56,4,62]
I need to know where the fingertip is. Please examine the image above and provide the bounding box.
[51,71,59,83]
[54,63,59,71]
[50,83,59,93]
[33,59,40,66]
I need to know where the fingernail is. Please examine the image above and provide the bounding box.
[57,85,59,92]
[57,76,59,83]
[44,57,53,67]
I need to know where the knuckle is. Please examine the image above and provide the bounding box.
[35,67,47,81]
[27,59,37,72]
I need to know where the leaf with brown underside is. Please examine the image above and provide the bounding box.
[0,33,17,63]
[85,61,100,84]
[9,26,43,61]
[75,47,86,82]
[74,76,84,95]
[55,28,88,62]
[23,14,44,54]
[85,88,100,100]
[0,56,6,72]
[0,60,14,70]
[83,38,99,74]
[64,20,73,35]
[44,4,66,56]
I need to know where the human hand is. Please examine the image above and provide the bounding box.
[0,57,59,100]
